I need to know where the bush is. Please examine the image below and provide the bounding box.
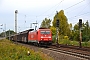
[58,39,70,45]
[64,36,69,39]
[82,35,89,42]
[81,42,90,47]
[52,35,56,43]
[70,41,79,46]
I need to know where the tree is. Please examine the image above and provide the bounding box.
[69,23,72,30]
[82,20,90,41]
[69,23,73,40]
[72,20,90,42]
[73,23,79,41]
[52,10,70,36]
[0,30,16,37]
[6,30,16,37]
[50,26,56,35]
[40,18,51,28]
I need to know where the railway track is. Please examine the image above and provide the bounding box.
[13,41,90,60]
[48,44,90,60]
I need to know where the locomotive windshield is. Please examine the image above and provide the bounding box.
[40,31,50,34]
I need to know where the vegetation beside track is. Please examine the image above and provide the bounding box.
[0,39,53,60]
[59,39,90,47]
[53,35,90,47]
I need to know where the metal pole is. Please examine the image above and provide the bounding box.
[32,22,38,31]
[79,28,82,48]
[56,28,59,45]
[56,11,59,45]
[15,10,18,33]
[4,24,6,38]
[9,29,10,40]
[30,23,32,28]
[24,15,26,29]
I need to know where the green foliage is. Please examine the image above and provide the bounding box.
[71,23,80,41]
[82,42,88,47]
[0,39,53,60]
[59,39,70,45]
[71,20,90,42]
[6,30,16,36]
[69,41,79,46]
[81,41,90,47]
[82,20,90,42]
[40,18,51,28]
[52,35,56,43]
[52,10,70,36]
[57,38,90,47]
[51,32,90,47]
[50,26,56,35]
[64,36,69,39]
[82,35,89,42]
[0,30,16,37]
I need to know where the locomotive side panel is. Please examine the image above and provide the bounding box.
[28,31,38,43]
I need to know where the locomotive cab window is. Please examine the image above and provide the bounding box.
[40,31,50,34]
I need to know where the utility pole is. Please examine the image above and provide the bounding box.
[15,10,18,33]
[32,21,38,31]
[24,15,26,29]
[4,24,6,38]
[9,29,10,40]
[0,24,3,36]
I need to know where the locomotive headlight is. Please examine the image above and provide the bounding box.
[48,36,51,38]
[41,36,43,38]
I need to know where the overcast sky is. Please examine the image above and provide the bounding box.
[0,0,90,32]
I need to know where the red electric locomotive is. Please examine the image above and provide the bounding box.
[28,28,52,45]
[9,28,52,46]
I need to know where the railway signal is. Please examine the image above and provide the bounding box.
[79,19,82,28]
[56,19,59,27]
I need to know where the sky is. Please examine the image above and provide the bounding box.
[0,0,90,33]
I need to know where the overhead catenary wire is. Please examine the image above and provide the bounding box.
[75,1,90,18]
[46,0,86,19]
[38,0,64,17]
[67,1,90,20]
[18,0,90,30]
[18,0,85,20]
[66,1,89,14]
[68,12,90,19]
[64,0,85,10]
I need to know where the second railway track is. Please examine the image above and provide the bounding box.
[47,44,90,60]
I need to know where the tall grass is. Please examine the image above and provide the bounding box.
[0,39,53,60]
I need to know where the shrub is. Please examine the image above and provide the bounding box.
[52,35,56,43]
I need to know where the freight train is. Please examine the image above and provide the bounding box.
[9,28,52,46]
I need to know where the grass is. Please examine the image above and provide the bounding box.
[58,39,90,47]
[0,39,53,60]
[52,35,90,47]
[81,41,90,47]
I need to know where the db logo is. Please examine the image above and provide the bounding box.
[31,35,34,38]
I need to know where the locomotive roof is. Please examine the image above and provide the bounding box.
[39,28,48,29]
[18,29,34,34]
